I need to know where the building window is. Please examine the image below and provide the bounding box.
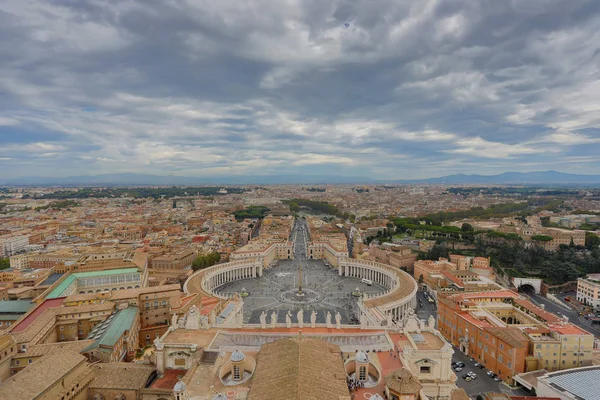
[498,355,503,363]
[233,365,241,380]
[359,366,367,381]
[420,366,431,374]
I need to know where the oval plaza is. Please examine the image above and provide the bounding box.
[184,216,417,327]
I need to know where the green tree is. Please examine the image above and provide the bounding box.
[289,201,300,212]
[426,244,449,260]
[192,252,221,271]
[418,274,424,285]
[585,232,600,250]
[461,222,474,232]
[0,258,9,270]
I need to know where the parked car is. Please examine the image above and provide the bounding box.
[456,362,465,368]
[462,374,470,380]
[494,377,502,382]
[465,376,472,382]
[451,362,457,367]
[469,358,475,362]
[454,367,463,372]
[477,364,485,369]
[474,362,481,367]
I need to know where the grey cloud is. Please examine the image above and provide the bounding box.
[1,0,600,178]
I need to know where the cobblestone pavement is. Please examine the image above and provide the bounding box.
[215,218,386,324]
[215,258,386,324]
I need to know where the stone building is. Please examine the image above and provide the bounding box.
[0,350,94,400]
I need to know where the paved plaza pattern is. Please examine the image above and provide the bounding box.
[214,218,386,324]
[214,259,386,324]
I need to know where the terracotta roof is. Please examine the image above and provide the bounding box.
[0,350,87,400]
[248,338,350,400]
[384,368,423,394]
[453,289,518,302]
[441,270,465,287]
[54,302,114,315]
[450,388,470,400]
[12,339,96,359]
[485,327,529,348]
[9,297,64,333]
[90,363,155,389]
[513,298,561,323]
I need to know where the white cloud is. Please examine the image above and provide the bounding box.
[545,132,600,145]
[446,137,549,159]
[0,117,19,126]
[2,0,600,178]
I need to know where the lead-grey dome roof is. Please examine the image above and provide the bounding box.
[173,380,186,392]
[231,349,246,362]
[355,350,369,363]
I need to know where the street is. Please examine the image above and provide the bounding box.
[521,290,600,338]
[416,289,437,323]
[451,346,531,398]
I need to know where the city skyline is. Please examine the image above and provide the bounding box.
[2,1,600,179]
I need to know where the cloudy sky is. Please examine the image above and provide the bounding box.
[1,0,600,180]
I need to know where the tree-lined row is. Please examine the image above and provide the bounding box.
[24,186,244,200]
[191,252,221,271]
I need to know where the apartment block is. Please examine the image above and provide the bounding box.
[576,274,600,309]
[437,290,594,383]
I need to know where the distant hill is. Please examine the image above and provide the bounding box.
[0,173,374,186]
[386,171,600,185]
[2,170,600,186]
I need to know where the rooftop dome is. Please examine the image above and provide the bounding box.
[369,395,384,400]
[213,394,229,400]
[231,349,246,362]
[355,350,369,363]
[173,379,186,393]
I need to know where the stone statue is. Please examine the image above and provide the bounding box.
[260,311,267,329]
[171,313,178,328]
[177,317,186,329]
[286,311,292,328]
[335,312,342,329]
[185,305,200,330]
[310,311,317,328]
[428,315,436,329]
[153,336,164,351]
[386,312,393,327]
[200,315,209,329]
[297,309,304,328]
[326,311,333,328]
[270,311,278,327]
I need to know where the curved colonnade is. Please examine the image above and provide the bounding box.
[183,257,417,325]
[338,258,418,321]
[183,259,263,300]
